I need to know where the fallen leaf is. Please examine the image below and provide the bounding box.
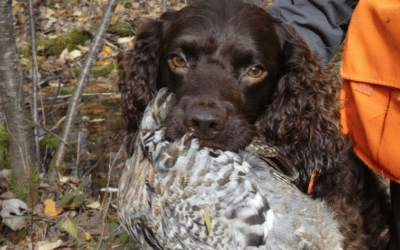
[12,5,20,12]
[43,16,57,31]
[204,210,211,234]
[16,13,26,24]
[117,36,135,44]
[46,7,57,16]
[85,201,101,209]
[115,3,122,13]
[37,55,46,61]
[72,10,82,17]
[0,191,17,199]
[60,217,78,238]
[59,175,70,183]
[0,199,29,231]
[44,199,62,217]
[77,45,90,53]
[69,176,80,184]
[37,240,63,250]
[78,232,91,241]
[95,60,112,68]
[110,15,119,25]
[41,61,56,72]
[102,46,112,57]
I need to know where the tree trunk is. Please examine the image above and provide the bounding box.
[0,0,36,192]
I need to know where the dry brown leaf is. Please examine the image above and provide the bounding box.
[61,202,81,209]
[60,217,78,238]
[102,46,112,57]
[115,3,122,13]
[95,60,112,68]
[69,176,80,184]
[44,199,62,217]
[110,15,119,25]
[72,11,83,17]
[0,191,17,200]
[78,17,89,24]
[16,14,25,25]
[37,55,46,61]
[46,7,57,16]
[12,5,20,12]
[41,61,57,72]
[37,240,63,250]
[77,232,91,241]
[58,9,68,15]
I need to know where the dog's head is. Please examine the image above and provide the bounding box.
[118,0,341,161]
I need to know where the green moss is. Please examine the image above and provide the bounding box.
[92,62,117,76]
[121,0,134,8]
[70,68,81,75]
[91,22,134,37]
[106,213,120,225]
[30,164,39,202]
[332,42,345,61]
[69,62,116,78]
[41,134,60,150]
[84,88,97,93]
[109,22,133,37]
[37,27,91,55]
[60,86,75,95]
[10,171,28,200]
[21,60,33,72]
[0,125,11,170]
[19,46,31,58]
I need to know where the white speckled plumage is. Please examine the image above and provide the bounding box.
[118,88,343,250]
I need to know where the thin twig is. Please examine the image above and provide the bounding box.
[82,131,121,179]
[28,0,41,175]
[75,131,81,177]
[50,92,120,99]
[50,116,66,132]
[30,119,69,146]
[97,144,120,250]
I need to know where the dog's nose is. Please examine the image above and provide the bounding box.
[184,108,225,139]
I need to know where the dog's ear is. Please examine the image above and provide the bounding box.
[117,12,175,155]
[260,19,347,185]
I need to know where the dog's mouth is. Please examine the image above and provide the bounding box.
[196,139,231,151]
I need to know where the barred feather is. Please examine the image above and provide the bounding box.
[118,88,343,250]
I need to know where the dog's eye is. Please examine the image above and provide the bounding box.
[172,56,186,68]
[247,67,264,78]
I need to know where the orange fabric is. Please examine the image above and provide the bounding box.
[340,81,400,182]
[341,0,400,88]
[340,0,400,182]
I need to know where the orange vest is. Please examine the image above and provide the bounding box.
[340,0,400,182]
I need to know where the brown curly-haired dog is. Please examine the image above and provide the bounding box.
[117,0,390,249]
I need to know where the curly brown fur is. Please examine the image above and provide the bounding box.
[117,0,390,249]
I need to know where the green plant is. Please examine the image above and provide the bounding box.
[21,60,33,72]
[84,88,97,94]
[41,134,60,150]
[0,124,11,170]
[109,22,133,37]
[36,27,91,55]
[18,46,31,58]
[60,86,75,95]
[91,62,117,76]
